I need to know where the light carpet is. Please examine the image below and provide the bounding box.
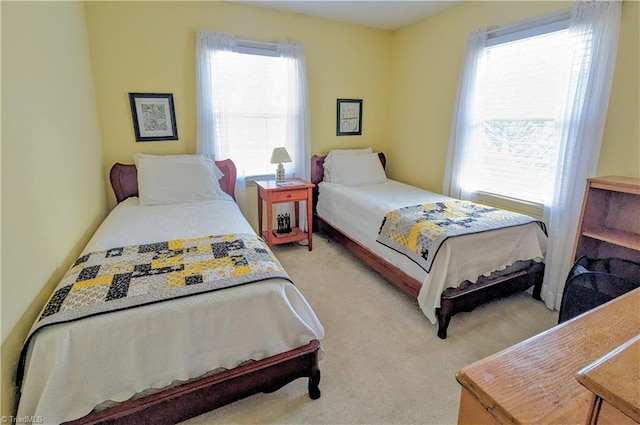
[182,234,558,425]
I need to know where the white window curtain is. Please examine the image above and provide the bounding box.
[195,31,312,231]
[442,29,487,201]
[541,0,621,310]
[276,41,311,184]
[443,0,621,310]
[276,40,312,231]
[195,31,248,213]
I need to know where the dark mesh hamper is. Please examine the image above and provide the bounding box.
[558,256,640,324]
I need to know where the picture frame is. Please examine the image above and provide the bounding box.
[128,93,178,142]
[336,99,362,136]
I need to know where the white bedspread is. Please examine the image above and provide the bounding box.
[18,197,324,424]
[317,180,546,324]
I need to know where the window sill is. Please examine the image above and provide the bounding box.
[473,191,544,220]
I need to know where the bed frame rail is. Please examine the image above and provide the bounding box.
[437,263,544,338]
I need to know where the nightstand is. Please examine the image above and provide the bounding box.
[256,179,315,251]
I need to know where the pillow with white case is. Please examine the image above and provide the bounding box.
[323,148,372,183]
[329,152,387,186]
[135,154,225,180]
[134,154,229,206]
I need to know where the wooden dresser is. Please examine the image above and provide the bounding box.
[456,288,640,424]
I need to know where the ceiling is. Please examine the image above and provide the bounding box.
[239,1,463,31]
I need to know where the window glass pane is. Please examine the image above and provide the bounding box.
[211,51,292,177]
[473,29,571,204]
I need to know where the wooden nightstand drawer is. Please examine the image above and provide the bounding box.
[270,189,308,202]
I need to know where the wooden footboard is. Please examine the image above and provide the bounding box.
[437,262,544,339]
[65,340,321,425]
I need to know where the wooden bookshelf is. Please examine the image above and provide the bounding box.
[573,176,640,263]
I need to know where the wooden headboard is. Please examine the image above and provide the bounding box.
[109,158,237,204]
[310,152,386,213]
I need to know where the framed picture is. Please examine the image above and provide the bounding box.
[128,93,178,142]
[336,99,362,136]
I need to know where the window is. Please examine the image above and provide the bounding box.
[448,13,579,217]
[475,28,571,206]
[210,49,293,179]
[196,32,310,186]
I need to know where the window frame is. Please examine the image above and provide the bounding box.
[487,11,569,46]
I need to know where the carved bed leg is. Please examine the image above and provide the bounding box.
[532,278,543,300]
[437,299,454,339]
[308,368,321,400]
[308,349,321,399]
[437,312,451,340]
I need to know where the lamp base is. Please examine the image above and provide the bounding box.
[276,164,286,182]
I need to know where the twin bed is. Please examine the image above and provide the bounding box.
[17,156,324,424]
[311,151,547,339]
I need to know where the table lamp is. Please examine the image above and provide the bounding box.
[270,147,292,182]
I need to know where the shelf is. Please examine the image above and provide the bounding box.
[261,227,307,245]
[582,227,640,251]
[273,227,303,238]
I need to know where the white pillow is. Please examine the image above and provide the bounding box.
[136,154,225,179]
[330,152,387,186]
[323,148,372,182]
[134,154,229,206]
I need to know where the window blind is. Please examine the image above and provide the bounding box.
[210,50,294,179]
[470,25,574,212]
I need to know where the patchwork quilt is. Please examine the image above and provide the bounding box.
[376,200,543,273]
[19,233,290,383]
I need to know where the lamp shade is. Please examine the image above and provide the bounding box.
[270,147,292,164]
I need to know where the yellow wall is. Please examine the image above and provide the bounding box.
[84,1,393,212]
[1,1,107,416]
[2,0,637,418]
[390,0,639,193]
[598,0,640,177]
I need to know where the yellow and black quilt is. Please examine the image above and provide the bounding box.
[31,233,290,337]
[376,200,543,272]
[17,233,290,387]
